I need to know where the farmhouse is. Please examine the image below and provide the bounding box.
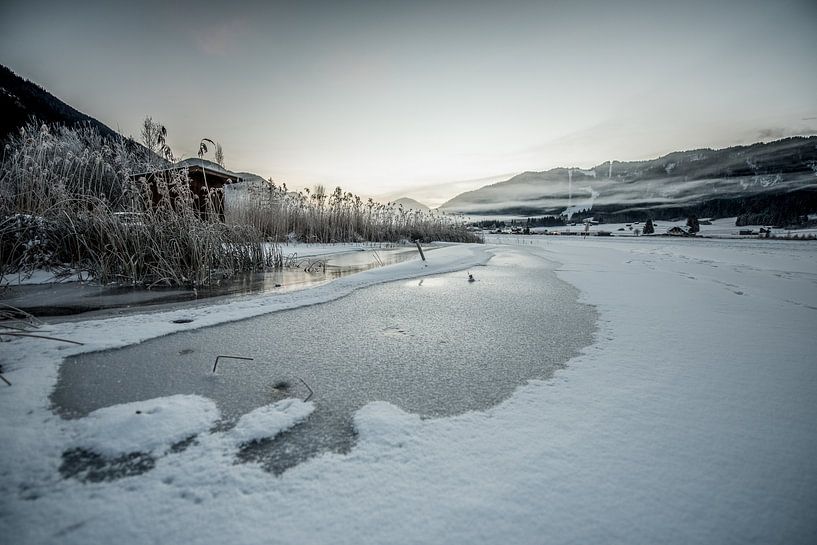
[666,226,691,237]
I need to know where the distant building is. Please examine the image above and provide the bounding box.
[666,226,691,237]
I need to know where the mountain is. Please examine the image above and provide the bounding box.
[439,138,817,225]
[393,197,430,211]
[0,64,121,143]
[0,65,273,185]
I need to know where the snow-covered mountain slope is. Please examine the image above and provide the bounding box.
[440,137,817,223]
[392,197,431,211]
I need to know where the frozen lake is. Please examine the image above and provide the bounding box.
[3,245,427,317]
[52,246,596,473]
[5,238,816,544]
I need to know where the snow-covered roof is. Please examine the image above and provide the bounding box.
[131,158,243,182]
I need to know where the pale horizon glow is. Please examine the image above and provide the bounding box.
[1,0,816,207]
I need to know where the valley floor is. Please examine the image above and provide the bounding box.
[1,236,816,544]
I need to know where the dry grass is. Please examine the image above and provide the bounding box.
[225,183,480,244]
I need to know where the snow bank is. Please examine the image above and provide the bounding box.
[69,395,218,456]
[277,241,409,258]
[353,402,423,448]
[229,399,314,446]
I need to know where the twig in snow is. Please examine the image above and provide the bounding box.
[0,332,84,345]
[295,375,314,402]
[212,354,254,373]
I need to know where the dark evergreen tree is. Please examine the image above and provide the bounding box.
[643,218,654,234]
[687,215,700,233]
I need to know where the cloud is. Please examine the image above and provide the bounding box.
[755,127,788,140]
[193,18,248,57]
[756,126,817,140]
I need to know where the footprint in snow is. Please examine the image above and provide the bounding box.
[382,326,409,338]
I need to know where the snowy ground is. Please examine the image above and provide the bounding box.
[525,216,817,238]
[2,237,816,544]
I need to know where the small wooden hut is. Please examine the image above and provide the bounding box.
[131,160,242,221]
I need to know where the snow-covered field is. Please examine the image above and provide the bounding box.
[523,216,817,238]
[2,237,816,544]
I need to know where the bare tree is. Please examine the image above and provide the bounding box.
[687,215,700,234]
[214,142,225,167]
[140,116,165,169]
[140,117,160,156]
[140,116,174,167]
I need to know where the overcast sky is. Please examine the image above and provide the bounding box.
[2,0,816,205]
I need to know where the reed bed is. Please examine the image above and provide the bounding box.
[1,122,479,288]
[225,183,480,244]
[1,123,275,287]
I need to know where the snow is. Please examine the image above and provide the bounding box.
[69,395,218,457]
[277,241,410,258]
[2,238,816,544]
[562,186,600,220]
[229,399,314,446]
[65,393,311,461]
[529,216,817,238]
[353,402,423,448]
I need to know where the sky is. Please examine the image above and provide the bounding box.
[2,0,816,206]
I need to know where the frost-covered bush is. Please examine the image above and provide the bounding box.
[0,123,135,217]
[0,122,277,286]
[0,214,64,272]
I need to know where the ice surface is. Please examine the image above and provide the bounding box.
[1,244,426,317]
